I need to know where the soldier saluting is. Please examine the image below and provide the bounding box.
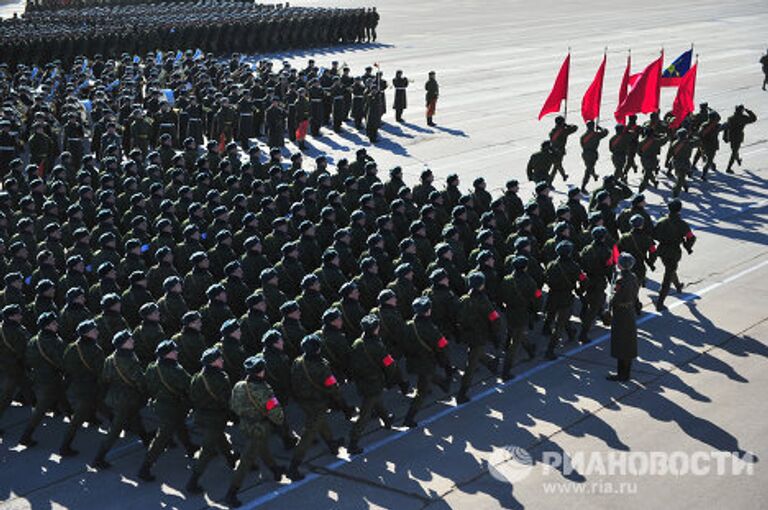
[392,70,409,123]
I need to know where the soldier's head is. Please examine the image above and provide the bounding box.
[735,104,745,114]
[244,354,266,379]
[201,347,223,370]
[667,198,683,214]
[37,311,58,333]
[361,314,380,336]
[113,329,134,350]
[629,214,645,230]
[66,287,86,306]
[412,296,432,317]
[221,319,241,340]
[207,284,227,304]
[129,271,148,289]
[140,302,160,323]
[511,255,529,273]
[182,311,202,331]
[591,226,608,244]
[395,262,414,281]
[586,120,595,131]
[555,240,574,259]
[2,304,23,323]
[555,115,565,126]
[191,251,209,269]
[378,289,397,308]
[340,282,359,301]
[163,276,182,295]
[280,300,301,320]
[323,307,343,330]
[300,334,322,358]
[467,271,486,292]
[156,339,178,361]
[77,320,99,342]
[618,252,636,271]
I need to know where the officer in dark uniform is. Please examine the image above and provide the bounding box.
[392,70,409,122]
[724,105,757,173]
[0,304,32,429]
[606,253,640,382]
[548,116,578,183]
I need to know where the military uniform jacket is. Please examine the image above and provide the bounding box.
[579,242,614,290]
[374,305,408,358]
[263,283,288,324]
[387,277,419,319]
[95,311,128,354]
[423,284,460,338]
[102,349,147,409]
[290,354,342,405]
[63,337,105,399]
[315,263,348,303]
[0,321,31,377]
[190,365,231,428]
[134,320,167,367]
[298,290,328,332]
[500,271,540,329]
[350,333,397,397]
[216,336,247,383]
[26,330,65,386]
[610,271,640,360]
[403,316,449,375]
[240,310,271,356]
[173,327,207,375]
[264,345,293,400]
[545,257,584,308]
[653,214,694,263]
[230,378,284,438]
[319,325,352,378]
[145,358,192,418]
[458,291,501,347]
[158,292,188,335]
[201,301,235,343]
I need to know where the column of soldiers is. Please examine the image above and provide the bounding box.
[528,104,757,197]
[1,3,381,67]
[0,55,434,182]
[1,112,700,504]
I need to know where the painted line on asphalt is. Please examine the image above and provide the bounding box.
[240,255,768,508]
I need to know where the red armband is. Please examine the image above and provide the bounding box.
[382,354,394,367]
[578,272,587,282]
[685,230,695,240]
[649,244,657,254]
[605,257,613,267]
[323,375,337,387]
[265,397,280,411]
[488,310,500,322]
[437,336,448,349]
[534,289,543,299]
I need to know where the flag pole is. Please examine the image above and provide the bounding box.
[598,46,607,125]
[564,47,571,120]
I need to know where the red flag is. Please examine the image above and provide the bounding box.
[581,53,606,122]
[615,54,631,123]
[217,132,226,153]
[670,63,697,129]
[611,244,620,266]
[538,53,570,120]
[614,53,663,121]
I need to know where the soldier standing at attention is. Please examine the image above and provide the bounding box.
[186,347,236,495]
[425,71,439,127]
[606,253,640,382]
[760,49,768,90]
[224,354,286,507]
[392,70,409,123]
[548,115,578,183]
[724,104,757,174]
[580,120,608,192]
[653,199,696,311]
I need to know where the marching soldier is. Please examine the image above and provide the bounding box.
[724,105,757,174]
[456,272,502,403]
[18,312,64,447]
[543,241,583,359]
[0,304,32,430]
[577,227,614,343]
[138,339,196,482]
[580,120,608,192]
[224,355,286,507]
[548,116,578,183]
[666,128,696,198]
[347,314,408,454]
[653,199,696,311]
[287,334,353,481]
[186,347,237,495]
[499,256,540,379]
[92,330,152,470]
[401,296,453,427]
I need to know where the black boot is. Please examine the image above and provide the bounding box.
[59,444,79,457]
[456,388,470,404]
[186,473,203,494]
[402,411,418,429]
[92,451,111,470]
[287,461,305,481]
[270,464,285,481]
[18,429,37,448]
[224,487,242,508]
[347,440,363,455]
[137,461,156,482]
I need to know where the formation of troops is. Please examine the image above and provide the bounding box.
[0,2,380,66]
[528,104,757,197]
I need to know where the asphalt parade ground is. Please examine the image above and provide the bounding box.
[1,0,768,508]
